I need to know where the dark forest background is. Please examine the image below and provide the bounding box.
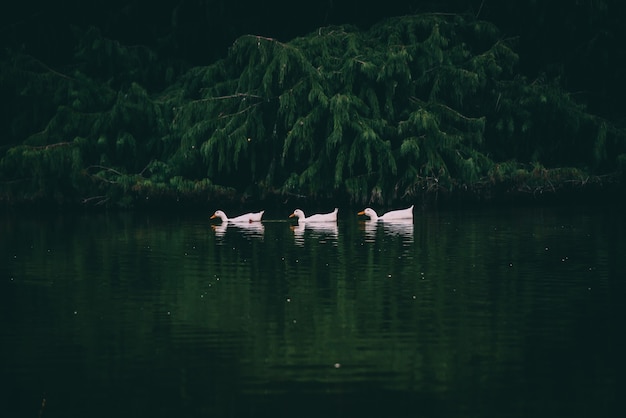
[1,0,625,208]
[3,0,623,117]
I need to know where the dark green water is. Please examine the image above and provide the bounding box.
[1,205,623,418]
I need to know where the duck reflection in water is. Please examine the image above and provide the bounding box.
[361,219,414,242]
[211,221,265,239]
[291,222,338,246]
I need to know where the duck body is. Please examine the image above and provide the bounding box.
[210,210,265,223]
[289,208,338,223]
[358,205,414,221]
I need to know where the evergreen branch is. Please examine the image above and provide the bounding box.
[139,162,152,177]
[88,175,118,184]
[256,35,277,42]
[476,0,485,19]
[25,142,72,150]
[86,165,124,176]
[191,92,264,103]
[247,34,287,47]
[436,103,479,122]
[218,102,262,119]
[81,196,110,205]
[29,56,76,81]
[280,191,308,199]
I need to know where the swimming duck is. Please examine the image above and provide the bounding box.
[289,208,338,223]
[357,205,414,221]
[210,210,265,223]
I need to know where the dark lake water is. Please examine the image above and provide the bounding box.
[1,204,623,418]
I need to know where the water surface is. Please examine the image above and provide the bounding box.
[1,205,622,418]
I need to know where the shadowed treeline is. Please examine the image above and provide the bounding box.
[1,8,624,208]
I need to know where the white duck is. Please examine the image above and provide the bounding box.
[357,205,414,221]
[289,208,338,223]
[210,210,264,223]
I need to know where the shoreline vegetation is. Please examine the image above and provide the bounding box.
[1,168,622,213]
[2,14,625,211]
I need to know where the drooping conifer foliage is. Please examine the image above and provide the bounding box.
[1,14,624,207]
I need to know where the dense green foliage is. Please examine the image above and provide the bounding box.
[1,14,624,207]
